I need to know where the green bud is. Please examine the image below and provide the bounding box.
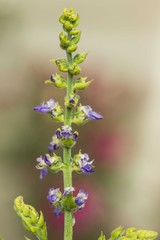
[67,44,78,53]
[50,102,64,123]
[14,196,48,240]
[63,21,73,31]
[98,231,106,240]
[137,230,158,240]
[74,80,93,90]
[59,32,70,48]
[71,32,81,45]
[68,63,81,75]
[45,73,67,89]
[73,52,88,64]
[126,228,158,240]
[70,29,80,35]
[65,93,79,108]
[51,59,69,72]
[111,226,125,240]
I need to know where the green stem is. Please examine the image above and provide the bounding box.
[63,35,74,240]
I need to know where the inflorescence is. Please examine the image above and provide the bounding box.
[33,8,103,218]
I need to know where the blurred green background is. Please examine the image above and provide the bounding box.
[1,0,160,239]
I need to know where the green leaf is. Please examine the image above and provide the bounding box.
[98,231,106,240]
[73,52,88,64]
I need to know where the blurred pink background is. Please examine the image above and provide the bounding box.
[1,0,160,239]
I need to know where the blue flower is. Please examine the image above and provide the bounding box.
[33,99,56,113]
[48,135,60,153]
[63,186,75,196]
[79,153,94,174]
[47,188,62,204]
[75,189,88,209]
[81,105,103,120]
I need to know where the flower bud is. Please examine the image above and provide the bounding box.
[67,44,78,53]
[71,32,81,45]
[73,52,88,64]
[74,78,93,90]
[52,59,69,72]
[65,93,79,108]
[70,29,80,35]
[68,63,81,75]
[45,73,67,89]
[59,32,70,48]
[14,196,48,240]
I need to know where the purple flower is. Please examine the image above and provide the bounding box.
[63,187,75,196]
[40,168,48,179]
[79,153,94,174]
[48,135,60,153]
[36,156,48,179]
[36,154,56,179]
[53,206,62,217]
[47,188,62,204]
[75,189,88,209]
[33,99,56,113]
[56,126,78,141]
[81,105,103,120]
[61,125,72,139]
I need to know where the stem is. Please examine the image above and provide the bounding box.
[63,35,74,240]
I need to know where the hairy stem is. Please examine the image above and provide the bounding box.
[63,38,74,240]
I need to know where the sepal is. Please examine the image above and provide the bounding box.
[74,77,93,90]
[67,44,78,53]
[45,73,67,89]
[61,194,77,212]
[70,29,80,35]
[14,196,47,240]
[72,150,94,174]
[72,104,89,125]
[51,59,69,72]
[98,231,106,240]
[59,32,70,49]
[70,32,81,45]
[56,126,78,148]
[73,52,88,64]
[68,62,81,75]
[50,102,64,122]
[65,93,80,108]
